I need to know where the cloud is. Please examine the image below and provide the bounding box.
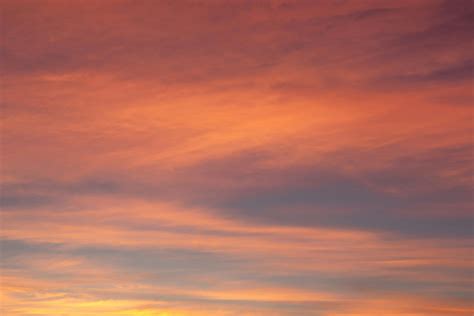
[1,0,472,315]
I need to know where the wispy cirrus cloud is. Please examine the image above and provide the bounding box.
[1,0,472,315]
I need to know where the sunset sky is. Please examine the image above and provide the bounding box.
[1,0,473,315]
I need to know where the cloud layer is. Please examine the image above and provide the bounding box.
[1,0,473,315]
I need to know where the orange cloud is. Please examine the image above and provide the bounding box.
[1,0,472,315]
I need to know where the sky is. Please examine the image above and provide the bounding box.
[0,0,473,315]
